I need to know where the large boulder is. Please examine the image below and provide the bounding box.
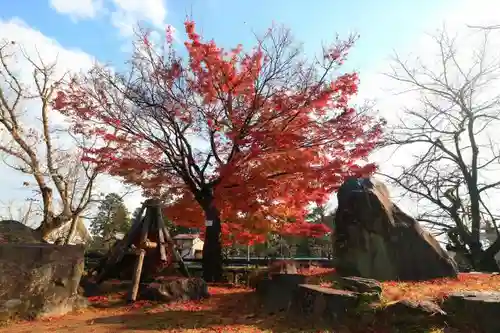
[0,243,87,322]
[334,177,458,281]
[0,220,42,244]
[334,276,382,296]
[139,277,209,302]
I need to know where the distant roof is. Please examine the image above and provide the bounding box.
[173,233,200,240]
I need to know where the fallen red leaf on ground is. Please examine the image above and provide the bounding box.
[2,272,499,332]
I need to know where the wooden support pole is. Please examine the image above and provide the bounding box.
[174,244,191,277]
[95,202,147,284]
[121,203,147,250]
[140,208,152,244]
[157,208,190,277]
[140,240,158,249]
[127,204,151,301]
[155,205,168,261]
[127,248,146,303]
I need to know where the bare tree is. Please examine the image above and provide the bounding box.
[381,28,500,271]
[0,40,105,241]
[46,148,102,244]
[0,198,36,226]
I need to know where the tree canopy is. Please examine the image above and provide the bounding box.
[54,20,383,280]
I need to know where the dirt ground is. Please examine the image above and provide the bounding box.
[2,272,500,333]
[1,285,320,333]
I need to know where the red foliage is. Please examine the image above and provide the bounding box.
[53,20,383,245]
[87,295,109,304]
[381,272,500,302]
[281,221,332,238]
[298,265,335,276]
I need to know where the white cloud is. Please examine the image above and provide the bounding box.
[109,0,167,37]
[0,18,144,225]
[48,0,169,47]
[0,18,94,73]
[0,17,95,127]
[49,0,104,20]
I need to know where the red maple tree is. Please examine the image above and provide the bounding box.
[54,21,383,281]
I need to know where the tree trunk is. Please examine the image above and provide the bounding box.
[475,239,500,272]
[37,213,72,242]
[476,253,500,272]
[64,214,80,245]
[37,217,56,242]
[454,245,500,272]
[201,203,223,282]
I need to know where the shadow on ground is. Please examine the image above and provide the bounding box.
[89,290,333,332]
[88,289,454,333]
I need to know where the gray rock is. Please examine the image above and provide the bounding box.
[0,243,85,322]
[334,276,382,303]
[0,220,41,244]
[256,273,307,313]
[37,295,89,318]
[336,276,382,294]
[442,291,500,333]
[334,177,458,281]
[291,284,359,322]
[139,277,209,303]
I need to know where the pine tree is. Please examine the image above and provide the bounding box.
[90,193,131,247]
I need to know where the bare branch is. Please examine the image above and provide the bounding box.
[0,39,104,242]
[381,27,500,270]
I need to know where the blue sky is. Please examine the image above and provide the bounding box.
[2,0,459,75]
[0,0,495,223]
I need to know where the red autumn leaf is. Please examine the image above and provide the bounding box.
[87,296,109,304]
